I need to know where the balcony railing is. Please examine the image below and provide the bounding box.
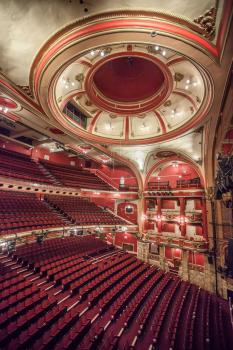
[176,178,201,188]
[148,181,170,190]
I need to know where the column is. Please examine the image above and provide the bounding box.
[204,254,216,293]
[137,195,145,236]
[201,198,208,240]
[159,245,166,269]
[157,198,162,234]
[179,197,186,237]
[179,250,189,281]
[137,240,150,262]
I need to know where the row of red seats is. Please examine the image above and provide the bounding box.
[50,257,149,350]
[0,191,67,237]
[0,148,52,184]
[0,236,232,350]
[41,160,114,190]
[98,269,165,349]
[46,195,127,226]
[0,148,118,190]
[83,267,164,349]
[13,236,107,266]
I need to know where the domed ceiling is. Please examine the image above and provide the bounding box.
[33,39,212,145]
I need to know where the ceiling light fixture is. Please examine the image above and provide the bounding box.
[105,122,113,130]
[151,31,158,37]
[0,106,8,113]
[141,122,148,129]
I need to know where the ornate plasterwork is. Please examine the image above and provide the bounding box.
[50,43,210,144]
[194,7,217,40]
[30,11,215,146]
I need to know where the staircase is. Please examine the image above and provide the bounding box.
[44,199,74,226]
[89,169,119,191]
[36,162,63,186]
[104,207,133,225]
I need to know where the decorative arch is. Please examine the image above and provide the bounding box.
[144,154,205,190]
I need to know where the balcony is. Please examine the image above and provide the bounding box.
[176,177,202,189]
[148,181,170,190]
[145,231,208,251]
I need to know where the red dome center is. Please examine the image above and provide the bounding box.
[93,56,165,103]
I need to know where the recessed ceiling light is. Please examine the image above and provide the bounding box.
[162,50,166,56]
[105,123,112,130]
[155,45,159,51]
[0,106,8,113]
[100,51,105,57]
[90,50,95,56]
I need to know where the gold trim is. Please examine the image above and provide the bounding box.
[29,9,217,91]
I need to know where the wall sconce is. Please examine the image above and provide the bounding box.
[179,216,185,224]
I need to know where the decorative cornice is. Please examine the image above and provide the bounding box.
[194,7,217,41]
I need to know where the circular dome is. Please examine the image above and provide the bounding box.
[31,12,213,146]
[93,56,165,103]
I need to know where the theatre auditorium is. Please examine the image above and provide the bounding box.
[0,1,233,349]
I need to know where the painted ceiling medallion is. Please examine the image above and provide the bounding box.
[31,12,213,145]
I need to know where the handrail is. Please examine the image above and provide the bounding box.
[91,169,119,190]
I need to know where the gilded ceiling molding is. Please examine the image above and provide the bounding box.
[29,9,215,78]
[32,34,213,145]
[17,85,34,99]
[30,10,221,93]
[194,6,217,41]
